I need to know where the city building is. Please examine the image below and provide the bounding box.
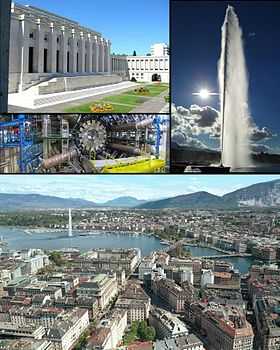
[151,278,186,313]
[254,297,280,350]
[201,269,214,288]
[47,308,89,350]
[115,280,151,324]
[0,321,45,339]
[0,339,53,350]
[201,303,254,350]
[86,248,141,275]
[153,334,205,350]
[77,273,118,310]
[87,308,127,350]
[149,308,189,340]
[139,255,156,280]
[9,306,64,328]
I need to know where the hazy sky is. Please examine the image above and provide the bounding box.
[0,175,279,202]
[16,0,169,55]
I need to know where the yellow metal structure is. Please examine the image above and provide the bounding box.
[102,159,166,173]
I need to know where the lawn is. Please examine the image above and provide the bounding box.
[64,83,169,113]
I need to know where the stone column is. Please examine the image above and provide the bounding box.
[79,32,85,73]
[18,14,29,92]
[70,29,77,73]
[87,33,93,73]
[98,38,104,73]
[60,26,68,73]
[93,36,99,73]
[49,23,57,73]
[35,19,44,73]
[103,41,107,72]
[106,40,112,74]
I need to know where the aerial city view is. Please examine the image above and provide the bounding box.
[0,175,279,350]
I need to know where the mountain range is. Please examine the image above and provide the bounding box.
[0,179,280,210]
[0,194,146,210]
[138,179,280,209]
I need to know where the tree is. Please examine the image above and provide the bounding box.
[133,50,137,56]
[49,251,64,266]
[137,321,147,340]
[137,321,156,341]
[146,326,156,341]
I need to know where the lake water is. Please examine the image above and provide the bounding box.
[185,245,253,274]
[0,226,163,256]
[0,227,253,272]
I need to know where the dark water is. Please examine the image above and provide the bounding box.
[186,246,253,273]
[0,226,163,257]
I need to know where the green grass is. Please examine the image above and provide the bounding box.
[64,83,169,113]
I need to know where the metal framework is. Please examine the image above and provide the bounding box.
[0,115,39,172]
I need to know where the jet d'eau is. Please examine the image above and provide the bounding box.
[171,1,280,173]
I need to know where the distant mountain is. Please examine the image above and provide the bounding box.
[103,196,147,208]
[138,179,280,209]
[137,191,227,209]
[0,194,97,210]
[1,179,280,211]
[223,179,280,207]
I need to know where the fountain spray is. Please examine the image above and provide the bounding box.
[218,5,252,169]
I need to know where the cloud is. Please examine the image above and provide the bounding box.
[172,103,276,152]
[250,126,275,142]
[171,103,220,143]
[172,130,208,149]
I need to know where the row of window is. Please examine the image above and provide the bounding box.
[129,68,168,71]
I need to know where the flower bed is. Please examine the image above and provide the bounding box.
[134,86,150,95]
[90,102,113,113]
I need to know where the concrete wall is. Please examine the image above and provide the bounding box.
[38,74,122,95]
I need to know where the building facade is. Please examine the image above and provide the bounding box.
[9,3,112,93]
[127,43,169,83]
[77,273,118,310]
[149,308,189,340]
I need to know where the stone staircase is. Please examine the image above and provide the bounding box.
[8,78,137,110]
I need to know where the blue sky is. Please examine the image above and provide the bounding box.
[16,0,169,55]
[0,175,279,202]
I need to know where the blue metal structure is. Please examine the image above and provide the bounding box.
[153,115,169,159]
[0,115,39,172]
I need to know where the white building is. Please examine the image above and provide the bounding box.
[151,43,169,56]
[201,269,214,288]
[87,309,127,350]
[139,254,157,280]
[127,43,169,83]
[9,2,119,93]
[77,273,118,310]
[149,308,189,340]
[47,308,89,350]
